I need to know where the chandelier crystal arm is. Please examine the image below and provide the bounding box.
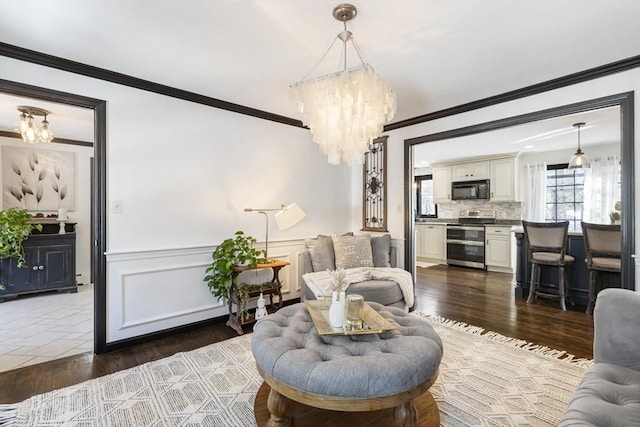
[349,37,367,65]
[298,37,341,83]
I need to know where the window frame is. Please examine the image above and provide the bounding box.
[415,174,438,218]
[545,163,584,231]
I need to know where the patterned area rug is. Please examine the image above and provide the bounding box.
[416,261,439,269]
[0,315,590,426]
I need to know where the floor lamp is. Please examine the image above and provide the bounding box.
[244,203,306,262]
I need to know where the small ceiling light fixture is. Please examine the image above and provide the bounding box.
[15,106,54,144]
[569,122,590,169]
[291,3,396,166]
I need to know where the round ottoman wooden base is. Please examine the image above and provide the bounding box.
[253,381,440,427]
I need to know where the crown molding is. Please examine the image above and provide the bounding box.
[0,130,93,147]
[385,55,640,131]
[0,42,305,129]
[2,42,638,132]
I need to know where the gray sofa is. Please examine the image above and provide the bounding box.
[559,288,640,426]
[300,233,412,311]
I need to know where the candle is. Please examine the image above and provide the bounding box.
[57,208,68,220]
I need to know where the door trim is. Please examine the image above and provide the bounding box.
[404,91,635,292]
[0,78,108,353]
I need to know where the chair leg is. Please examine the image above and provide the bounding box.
[586,270,597,315]
[566,265,574,306]
[558,266,567,311]
[527,263,538,305]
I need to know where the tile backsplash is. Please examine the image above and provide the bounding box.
[437,201,522,220]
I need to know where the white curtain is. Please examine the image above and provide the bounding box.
[583,156,620,224]
[523,162,547,221]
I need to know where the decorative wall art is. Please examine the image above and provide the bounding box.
[2,146,75,211]
[362,136,388,232]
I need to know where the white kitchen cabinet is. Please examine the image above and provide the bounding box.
[485,225,514,273]
[416,223,445,262]
[432,166,452,203]
[489,158,519,201]
[451,161,489,181]
[415,225,423,257]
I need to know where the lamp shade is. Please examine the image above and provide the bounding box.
[274,203,306,230]
[569,149,590,169]
[568,122,590,169]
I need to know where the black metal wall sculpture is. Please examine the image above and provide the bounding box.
[362,136,388,232]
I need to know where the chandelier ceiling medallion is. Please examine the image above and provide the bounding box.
[291,3,396,166]
[568,122,590,169]
[16,106,54,144]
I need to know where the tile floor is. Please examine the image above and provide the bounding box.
[0,283,93,373]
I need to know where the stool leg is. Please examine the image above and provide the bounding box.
[566,265,574,306]
[393,399,418,427]
[266,387,291,427]
[558,266,566,311]
[586,270,597,315]
[527,264,538,304]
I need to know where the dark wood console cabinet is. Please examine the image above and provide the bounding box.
[0,232,77,302]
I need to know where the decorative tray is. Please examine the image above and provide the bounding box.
[304,300,396,336]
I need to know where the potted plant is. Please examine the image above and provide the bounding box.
[609,200,622,224]
[609,211,621,225]
[203,231,265,300]
[0,208,43,290]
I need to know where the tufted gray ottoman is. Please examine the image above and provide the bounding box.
[252,302,443,427]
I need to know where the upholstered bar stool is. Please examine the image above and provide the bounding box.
[581,222,621,315]
[522,221,574,311]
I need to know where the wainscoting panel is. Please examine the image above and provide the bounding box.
[119,262,222,329]
[105,239,307,343]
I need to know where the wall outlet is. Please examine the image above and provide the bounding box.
[112,199,123,214]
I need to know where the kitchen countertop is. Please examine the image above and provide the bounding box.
[416,218,521,226]
[511,226,584,236]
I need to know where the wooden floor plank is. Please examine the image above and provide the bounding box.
[0,265,593,404]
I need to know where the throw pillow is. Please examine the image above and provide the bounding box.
[332,234,374,269]
[305,233,354,272]
[371,234,392,267]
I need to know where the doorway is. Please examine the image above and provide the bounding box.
[0,79,107,365]
[404,92,635,291]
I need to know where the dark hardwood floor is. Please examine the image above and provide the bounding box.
[0,264,593,404]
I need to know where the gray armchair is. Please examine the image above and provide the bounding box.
[559,288,640,426]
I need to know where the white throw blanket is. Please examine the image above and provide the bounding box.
[302,267,414,307]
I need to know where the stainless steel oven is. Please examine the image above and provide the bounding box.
[446,224,486,269]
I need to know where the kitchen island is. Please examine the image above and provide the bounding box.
[514,231,620,308]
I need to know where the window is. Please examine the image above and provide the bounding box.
[415,175,437,218]
[545,164,584,231]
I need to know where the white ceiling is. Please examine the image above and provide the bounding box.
[414,106,621,166]
[0,94,95,142]
[0,1,638,151]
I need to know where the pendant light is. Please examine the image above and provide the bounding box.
[569,122,590,169]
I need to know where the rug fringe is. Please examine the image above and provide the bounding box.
[0,404,17,426]
[415,312,593,368]
[414,313,485,335]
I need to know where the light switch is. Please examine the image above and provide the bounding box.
[112,199,123,214]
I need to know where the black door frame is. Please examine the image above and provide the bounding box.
[404,91,635,291]
[0,79,108,353]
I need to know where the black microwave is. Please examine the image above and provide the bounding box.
[451,180,490,200]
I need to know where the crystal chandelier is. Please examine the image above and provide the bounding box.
[16,106,54,144]
[568,122,590,169]
[291,4,396,166]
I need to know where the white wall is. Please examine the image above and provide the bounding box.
[0,136,93,284]
[358,68,640,286]
[0,57,355,342]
